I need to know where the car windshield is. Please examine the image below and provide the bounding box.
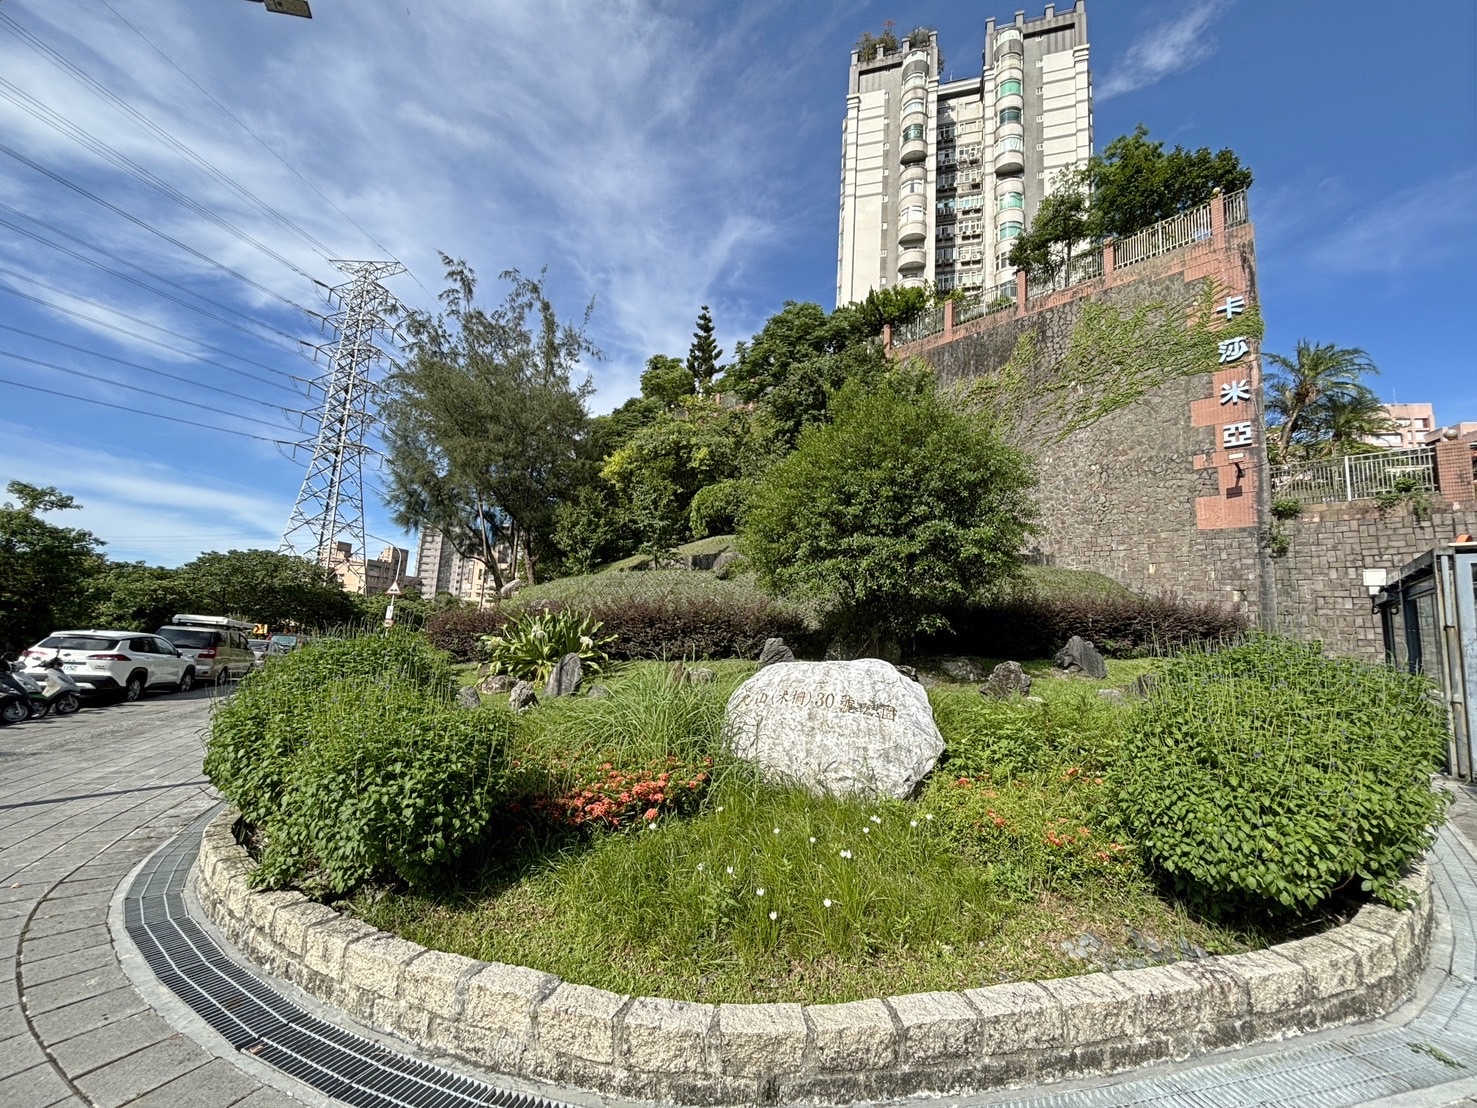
[158,629,215,649]
[38,635,122,652]
[269,634,299,646]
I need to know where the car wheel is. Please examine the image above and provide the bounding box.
[123,673,145,703]
[1,698,30,724]
[214,666,230,687]
[177,669,195,694]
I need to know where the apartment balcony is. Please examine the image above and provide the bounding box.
[901,135,928,163]
[995,146,1025,175]
[898,213,928,246]
[897,246,927,272]
[996,91,1023,115]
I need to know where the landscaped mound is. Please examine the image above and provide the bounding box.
[203,633,1448,1006]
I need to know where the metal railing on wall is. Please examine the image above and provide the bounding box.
[1269,446,1437,504]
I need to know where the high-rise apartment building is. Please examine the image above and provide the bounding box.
[836,3,1092,307]
[414,528,513,605]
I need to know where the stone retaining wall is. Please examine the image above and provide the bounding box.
[196,811,1434,1105]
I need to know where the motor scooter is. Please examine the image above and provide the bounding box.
[21,657,83,718]
[0,659,35,725]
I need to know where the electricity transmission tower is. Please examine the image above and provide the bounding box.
[280,259,405,569]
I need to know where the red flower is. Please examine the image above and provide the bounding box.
[644,807,659,822]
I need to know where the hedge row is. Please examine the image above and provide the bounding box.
[425,594,814,663]
[934,592,1248,659]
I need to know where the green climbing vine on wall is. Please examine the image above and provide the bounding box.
[1041,278,1265,439]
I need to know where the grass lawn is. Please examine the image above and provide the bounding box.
[347,657,1264,1005]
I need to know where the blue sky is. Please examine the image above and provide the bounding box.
[0,0,1473,568]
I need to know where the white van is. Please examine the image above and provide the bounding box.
[155,614,257,684]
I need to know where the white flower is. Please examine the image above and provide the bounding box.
[579,635,593,650]
[808,836,816,844]
[726,866,734,875]
[715,806,724,813]
[823,898,833,908]
[647,822,656,831]
[768,910,778,921]
[696,862,705,871]
[869,815,881,824]
[773,827,780,835]
[910,820,918,827]
[839,849,853,859]
[924,813,934,821]
[755,887,765,897]
[863,827,870,834]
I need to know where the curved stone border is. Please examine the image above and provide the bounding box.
[195,811,1433,1106]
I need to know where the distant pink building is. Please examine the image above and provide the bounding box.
[1365,403,1477,449]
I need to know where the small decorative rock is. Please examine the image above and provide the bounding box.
[711,550,739,577]
[894,664,921,683]
[979,661,1032,698]
[499,578,523,599]
[937,656,989,683]
[508,681,537,712]
[478,673,516,695]
[1097,688,1125,702]
[455,685,482,710]
[586,684,612,700]
[1053,635,1108,679]
[725,659,943,800]
[684,667,716,685]
[757,637,795,668]
[1131,673,1159,698]
[544,652,583,698]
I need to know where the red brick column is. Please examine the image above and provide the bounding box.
[1435,440,1475,503]
[1210,188,1226,249]
[1015,269,1028,317]
[882,323,892,350]
[1102,238,1116,286]
[943,297,955,340]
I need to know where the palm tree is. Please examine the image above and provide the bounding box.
[1264,340,1379,458]
[1304,388,1397,457]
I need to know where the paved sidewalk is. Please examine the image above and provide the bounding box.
[4,694,1477,1108]
[0,692,303,1107]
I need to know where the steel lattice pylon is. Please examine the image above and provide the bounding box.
[280,259,405,568]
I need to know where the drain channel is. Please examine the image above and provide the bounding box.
[124,809,571,1108]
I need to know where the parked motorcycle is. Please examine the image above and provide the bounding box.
[0,659,35,725]
[22,657,83,718]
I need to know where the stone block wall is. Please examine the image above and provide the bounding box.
[197,811,1434,1106]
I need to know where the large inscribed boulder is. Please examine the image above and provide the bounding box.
[725,659,944,800]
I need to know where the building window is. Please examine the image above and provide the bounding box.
[996,136,1024,153]
[998,78,1022,96]
[998,192,1024,211]
[901,206,925,225]
[999,221,1025,239]
[902,123,925,143]
[999,107,1022,125]
[902,178,926,195]
[903,97,927,118]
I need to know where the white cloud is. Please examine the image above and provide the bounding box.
[1300,168,1477,277]
[1097,2,1228,101]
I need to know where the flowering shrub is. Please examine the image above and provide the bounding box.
[479,608,614,682]
[536,756,713,831]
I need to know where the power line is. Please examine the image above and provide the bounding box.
[0,270,305,390]
[0,323,296,412]
[95,0,429,302]
[0,140,315,315]
[0,9,338,263]
[0,375,293,444]
[0,208,311,359]
[0,348,297,433]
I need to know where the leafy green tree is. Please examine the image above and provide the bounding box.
[743,373,1036,648]
[179,549,359,629]
[853,286,929,335]
[549,486,619,576]
[84,562,193,632]
[382,257,596,591]
[1264,340,1380,459]
[1085,124,1253,240]
[1008,126,1253,279]
[686,305,723,397]
[1301,389,1396,457]
[640,353,696,409]
[0,482,103,654]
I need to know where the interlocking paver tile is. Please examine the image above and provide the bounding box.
[45,1013,178,1078]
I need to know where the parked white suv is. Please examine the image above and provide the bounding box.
[22,631,192,701]
[155,614,257,684]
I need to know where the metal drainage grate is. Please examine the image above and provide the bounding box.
[124,808,572,1108]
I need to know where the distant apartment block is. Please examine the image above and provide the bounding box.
[414,528,512,605]
[329,542,417,596]
[836,2,1092,307]
[1365,403,1477,449]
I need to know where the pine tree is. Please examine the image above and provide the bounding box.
[686,305,723,397]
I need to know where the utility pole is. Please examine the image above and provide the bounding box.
[280,259,405,571]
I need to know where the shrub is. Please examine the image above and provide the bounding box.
[205,633,507,893]
[480,608,613,682]
[1270,497,1303,520]
[934,591,1247,658]
[425,606,505,660]
[1116,636,1448,916]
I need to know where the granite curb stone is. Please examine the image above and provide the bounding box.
[196,808,1436,1105]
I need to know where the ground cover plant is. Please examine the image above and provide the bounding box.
[345,656,1249,1004]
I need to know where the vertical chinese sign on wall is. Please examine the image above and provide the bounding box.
[1190,293,1261,529]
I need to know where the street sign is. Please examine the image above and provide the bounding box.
[386,582,403,597]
